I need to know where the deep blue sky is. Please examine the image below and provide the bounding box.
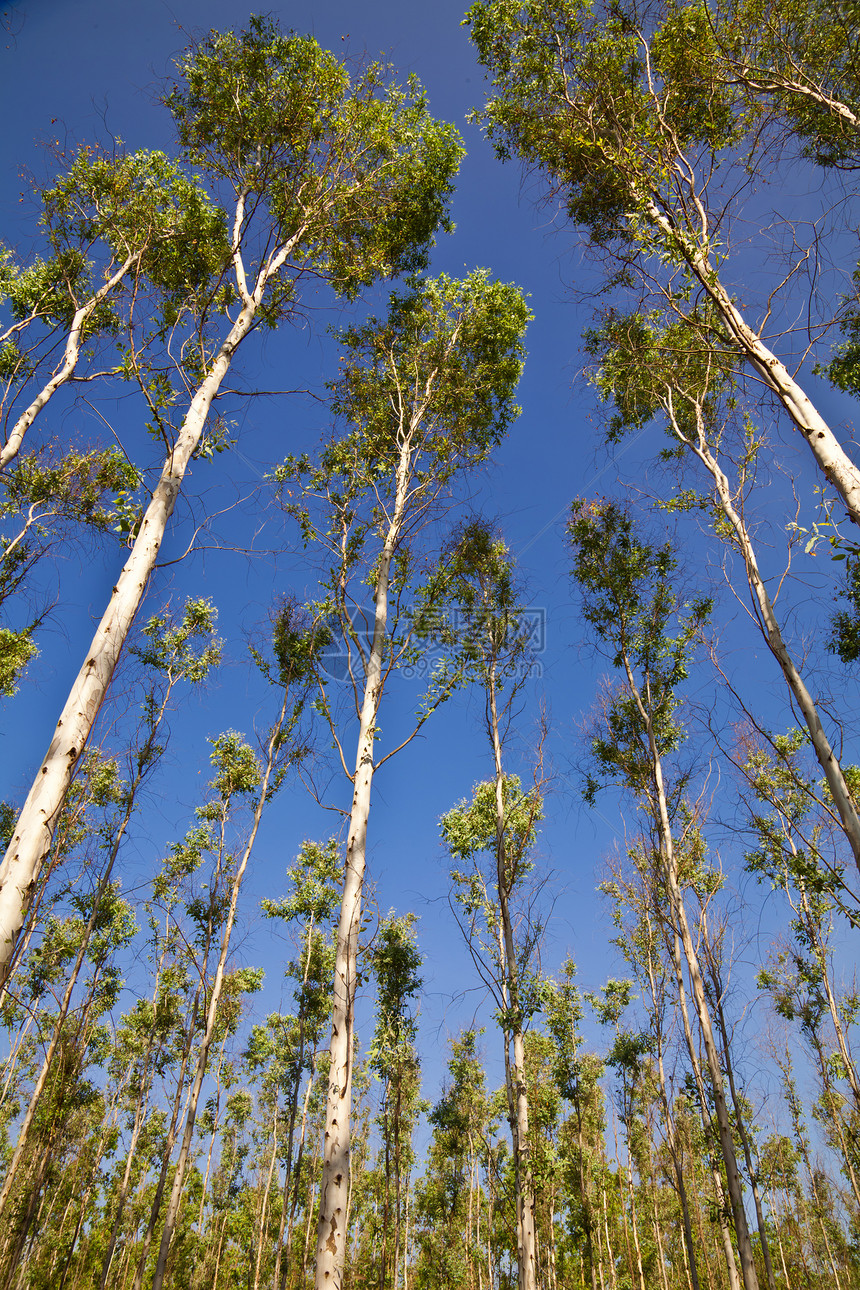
[2,0,857,1116]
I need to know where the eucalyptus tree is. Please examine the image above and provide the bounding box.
[569,500,761,1290]
[413,1030,493,1290]
[368,912,423,1290]
[0,15,464,984]
[583,309,860,879]
[543,961,608,1290]
[586,979,654,1290]
[699,0,860,172]
[442,776,544,1290]
[276,269,528,1290]
[0,145,226,471]
[0,882,137,1288]
[465,0,860,525]
[0,444,139,698]
[259,837,341,1290]
[0,598,220,1237]
[150,602,317,1290]
[598,855,706,1290]
[743,733,860,1224]
[434,523,544,1290]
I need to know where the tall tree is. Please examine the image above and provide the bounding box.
[368,913,423,1290]
[569,499,761,1290]
[583,310,860,877]
[436,522,544,1290]
[0,15,463,984]
[466,0,860,525]
[280,270,529,1290]
[149,601,317,1290]
[0,146,226,470]
[259,837,341,1290]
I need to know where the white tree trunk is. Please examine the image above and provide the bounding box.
[314,431,413,1289]
[0,232,295,982]
[644,196,860,529]
[637,703,759,1290]
[668,395,860,871]
[150,690,290,1290]
[0,252,141,471]
[488,671,537,1290]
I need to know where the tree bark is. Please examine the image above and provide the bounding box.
[666,394,860,872]
[0,229,296,982]
[488,667,538,1290]
[643,194,860,529]
[150,689,292,1290]
[0,251,142,471]
[314,429,413,1289]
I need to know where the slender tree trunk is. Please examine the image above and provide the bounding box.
[613,1114,636,1290]
[624,1137,646,1290]
[601,1175,618,1290]
[100,934,171,1290]
[131,947,209,1290]
[668,929,742,1290]
[314,430,413,1289]
[403,1167,410,1290]
[0,722,153,1225]
[303,1140,321,1285]
[799,885,860,1106]
[98,1073,151,1290]
[704,934,777,1290]
[380,1095,390,1290]
[283,1052,319,1284]
[622,651,759,1290]
[642,193,860,528]
[0,1011,36,1113]
[667,395,860,872]
[274,920,317,1290]
[487,667,537,1290]
[0,227,298,980]
[642,917,701,1290]
[0,251,142,471]
[151,691,291,1290]
[254,1111,280,1290]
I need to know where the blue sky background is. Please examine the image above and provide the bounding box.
[2,0,859,1124]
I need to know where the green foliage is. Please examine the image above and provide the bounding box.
[133,598,222,684]
[441,774,542,872]
[153,823,214,904]
[466,0,744,249]
[207,731,261,801]
[442,776,545,1034]
[261,837,341,926]
[0,626,37,696]
[368,912,422,1076]
[167,17,464,302]
[414,1029,493,1288]
[740,727,853,903]
[583,308,732,445]
[0,802,15,852]
[569,499,710,803]
[278,272,528,524]
[828,553,860,663]
[41,146,229,306]
[2,444,141,534]
[330,272,530,470]
[715,0,860,166]
[414,521,534,686]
